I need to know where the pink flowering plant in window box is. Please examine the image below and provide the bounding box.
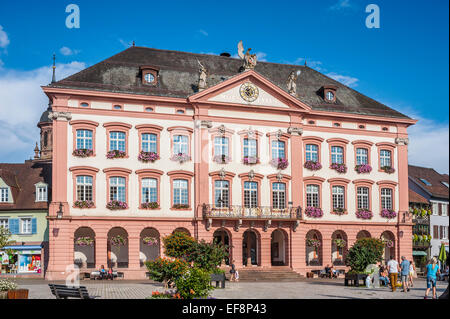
[74,200,95,209]
[381,166,395,174]
[172,204,190,209]
[304,161,322,171]
[110,235,127,246]
[355,164,372,174]
[213,154,231,164]
[305,206,323,218]
[138,151,160,163]
[333,238,346,248]
[106,150,127,159]
[332,207,347,215]
[73,149,93,158]
[106,200,128,210]
[75,236,94,246]
[380,209,397,219]
[142,237,159,246]
[141,202,159,209]
[383,239,394,248]
[356,209,373,219]
[270,158,289,170]
[306,238,321,247]
[330,163,347,173]
[170,153,191,163]
[243,156,259,165]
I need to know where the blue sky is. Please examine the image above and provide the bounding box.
[0,0,448,172]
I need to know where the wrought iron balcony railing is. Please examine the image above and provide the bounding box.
[202,204,302,220]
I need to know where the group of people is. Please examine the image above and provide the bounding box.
[324,264,339,278]
[98,265,115,280]
[381,256,442,299]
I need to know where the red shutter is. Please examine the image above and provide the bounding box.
[440,226,443,239]
[438,204,442,216]
[434,226,439,239]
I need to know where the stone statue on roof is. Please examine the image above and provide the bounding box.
[238,41,257,71]
[287,70,300,96]
[197,60,207,91]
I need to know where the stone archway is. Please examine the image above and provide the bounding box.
[74,227,96,269]
[172,227,191,236]
[305,230,322,266]
[356,230,371,240]
[243,229,259,266]
[331,230,348,266]
[271,229,288,266]
[381,231,396,262]
[213,228,231,265]
[140,228,161,267]
[107,227,129,269]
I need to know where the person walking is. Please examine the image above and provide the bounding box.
[409,260,416,287]
[400,256,410,292]
[424,257,440,299]
[387,256,400,292]
[229,262,236,282]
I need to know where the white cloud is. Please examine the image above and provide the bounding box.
[326,72,359,87]
[255,52,267,62]
[60,46,80,56]
[0,25,9,49]
[198,29,208,37]
[119,39,132,48]
[329,0,352,10]
[0,62,86,162]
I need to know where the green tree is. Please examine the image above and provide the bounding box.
[145,257,189,289]
[162,232,196,259]
[345,238,384,273]
[0,227,14,250]
[185,239,229,272]
[174,267,214,299]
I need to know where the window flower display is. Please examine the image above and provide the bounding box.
[75,237,94,246]
[106,150,126,159]
[110,235,126,246]
[383,239,394,248]
[381,166,395,174]
[138,151,160,163]
[304,161,322,171]
[332,207,347,215]
[141,202,159,209]
[170,153,191,163]
[306,238,321,247]
[172,204,190,209]
[330,163,347,173]
[106,200,128,210]
[305,206,323,218]
[72,149,93,158]
[74,200,95,209]
[270,158,289,170]
[380,209,397,219]
[243,156,259,165]
[355,164,372,174]
[356,209,373,219]
[333,238,346,248]
[142,237,159,246]
[213,154,231,164]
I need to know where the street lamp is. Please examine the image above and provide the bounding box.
[56,203,63,219]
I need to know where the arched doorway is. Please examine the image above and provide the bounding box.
[74,227,95,269]
[243,229,259,266]
[271,229,288,266]
[356,230,371,240]
[381,231,395,262]
[213,228,231,265]
[331,230,348,266]
[305,230,322,266]
[140,228,160,267]
[172,227,191,236]
[107,227,129,268]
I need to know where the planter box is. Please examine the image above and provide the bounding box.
[210,273,226,289]
[0,291,8,299]
[344,273,368,287]
[7,289,29,299]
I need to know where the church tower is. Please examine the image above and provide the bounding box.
[36,102,53,161]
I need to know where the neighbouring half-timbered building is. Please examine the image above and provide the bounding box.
[41,45,416,280]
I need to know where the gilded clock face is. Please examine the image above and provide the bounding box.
[239,82,259,102]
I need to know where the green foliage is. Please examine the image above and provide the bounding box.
[174,267,214,299]
[185,240,229,272]
[145,257,189,286]
[162,232,196,259]
[345,238,384,273]
[0,227,14,250]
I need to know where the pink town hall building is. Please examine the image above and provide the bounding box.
[41,45,416,280]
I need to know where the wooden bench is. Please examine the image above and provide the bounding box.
[48,284,100,299]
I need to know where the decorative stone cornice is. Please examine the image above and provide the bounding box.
[200,120,212,128]
[287,126,303,136]
[395,137,409,145]
[48,111,72,121]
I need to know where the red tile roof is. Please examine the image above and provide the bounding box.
[409,165,449,199]
[409,189,429,204]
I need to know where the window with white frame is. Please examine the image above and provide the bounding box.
[214,137,229,156]
[141,178,157,203]
[76,129,93,150]
[381,188,393,210]
[20,218,32,234]
[442,226,448,240]
[109,177,126,202]
[305,144,319,162]
[244,181,258,208]
[332,186,345,209]
[357,187,369,209]
[173,135,188,155]
[271,140,285,159]
[173,179,188,205]
[432,202,439,215]
[109,131,126,152]
[272,183,286,209]
[214,180,229,208]
[142,133,157,153]
[0,187,9,202]
[356,148,368,165]
[306,184,320,207]
[380,150,392,167]
[331,146,344,164]
[243,138,257,157]
[0,218,8,229]
[76,176,93,201]
[35,184,48,202]
[442,203,449,216]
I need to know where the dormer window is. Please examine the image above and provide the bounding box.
[35,182,48,202]
[0,187,9,202]
[326,91,334,101]
[321,85,337,103]
[140,66,159,86]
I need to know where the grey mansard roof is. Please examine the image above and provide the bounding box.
[49,46,411,120]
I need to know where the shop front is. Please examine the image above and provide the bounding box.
[0,245,43,275]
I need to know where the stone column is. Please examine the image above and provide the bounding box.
[232,232,244,268]
[128,236,141,270]
[288,122,303,209]
[95,235,108,269]
[260,234,272,268]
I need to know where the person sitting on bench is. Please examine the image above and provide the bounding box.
[99,265,107,280]
[107,267,114,280]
